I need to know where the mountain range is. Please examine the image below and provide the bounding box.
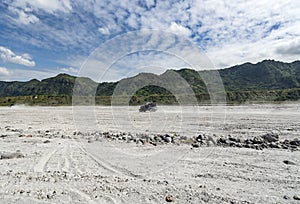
[0,59,300,105]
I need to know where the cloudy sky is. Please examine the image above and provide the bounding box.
[0,0,299,81]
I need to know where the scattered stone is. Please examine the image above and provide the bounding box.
[283,160,296,165]
[165,195,173,202]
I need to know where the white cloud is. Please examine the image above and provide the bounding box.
[11,0,72,14]
[0,46,35,67]
[8,6,39,25]
[1,0,300,81]
[0,67,12,81]
[98,27,110,35]
[276,38,300,56]
[0,67,10,76]
[2,68,56,81]
[60,67,79,74]
[168,22,192,37]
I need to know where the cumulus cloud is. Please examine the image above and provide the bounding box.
[168,22,192,37]
[0,46,35,67]
[98,27,110,35]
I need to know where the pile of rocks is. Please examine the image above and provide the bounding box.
[73,131,299,150]
[214,133,300,150]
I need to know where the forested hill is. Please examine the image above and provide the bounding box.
[0,59,300,105]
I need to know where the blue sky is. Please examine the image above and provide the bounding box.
[0,0,299,81]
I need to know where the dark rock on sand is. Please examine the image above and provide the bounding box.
[290,138,300,146]
[192,143,200,148]
[293,195,300,200]
[252,136,264,144]
[165,195,173,202]
[283,160,296,165]
[260,133,279,143]
[0,152,24,159]
[218,138,227,144]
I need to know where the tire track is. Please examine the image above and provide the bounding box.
[76,144,143,178]
[33,145,62,173]
[69,188,99,204]
[61,142,71,172]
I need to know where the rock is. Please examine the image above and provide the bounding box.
[196,134,205,142]
[290,138,300,146]
[269,142,280,148]
[43,140,50,143]
[283,195,289,200]
[150,142,157,146]
[228,137,238,142]
[252,136,264,144]
[244,139,253,145]
[260,133,279,143]
[192,143,200,148]
[0,152,24,159]
[293,195,300,200]
[164,136,172,143]
[165,195,173,202]
[283,160,296,165]
[218,138,227,144]
[228,141,235,147]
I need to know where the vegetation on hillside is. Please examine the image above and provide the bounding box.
[0,60,299,106]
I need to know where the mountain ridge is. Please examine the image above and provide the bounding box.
[0,59,300,105]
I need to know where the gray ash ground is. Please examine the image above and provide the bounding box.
[0,105,300,203]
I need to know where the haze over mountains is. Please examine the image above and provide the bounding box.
[0,59,300,105]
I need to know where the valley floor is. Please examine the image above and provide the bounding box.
[0,105,300,203]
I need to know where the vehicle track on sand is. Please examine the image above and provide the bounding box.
[33,145,63,173]
[76,144,143,179]
[61,142,71,172]
[68,188,99,204]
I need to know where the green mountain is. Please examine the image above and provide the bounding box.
[220,60,300,91]
[0,60,300,105]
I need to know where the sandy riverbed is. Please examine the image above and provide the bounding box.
[0,104,299,203]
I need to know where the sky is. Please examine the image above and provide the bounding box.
[0,0,299,82]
